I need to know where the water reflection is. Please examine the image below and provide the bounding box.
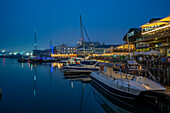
[64,74,92,113]
[21,63,24,68]
[64,75,91,83]
[33,64,37,97]
[0,88,2,100]
[1,58,170,113]
[91,82,134,113]
[91,81,161,113]
[3,58,5,66]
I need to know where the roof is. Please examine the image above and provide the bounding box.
[140,15,170,27]
[95,45,119,48]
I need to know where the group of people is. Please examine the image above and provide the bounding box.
[136,55,170,68]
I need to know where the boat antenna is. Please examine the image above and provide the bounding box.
[80,15,85,59]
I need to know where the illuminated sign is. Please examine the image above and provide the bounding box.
[127,31,134,38]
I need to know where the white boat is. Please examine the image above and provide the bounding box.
[63,60,100,75]
[91,60,166,100]
[67,57,84,65]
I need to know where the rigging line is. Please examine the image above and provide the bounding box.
[83,25,95,54]
[80,15,85,58]
[83,25,91,43]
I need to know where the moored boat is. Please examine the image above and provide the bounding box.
[91,60,166,100]
[18,57,28,62]
[63,60,100,75]
[28,56,41,63]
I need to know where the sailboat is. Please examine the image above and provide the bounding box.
[63,15,100,75]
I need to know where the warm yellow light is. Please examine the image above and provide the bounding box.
[142,24,170,34]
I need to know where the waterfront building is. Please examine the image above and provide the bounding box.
[76,48,93,55]
[76,41,100,55]
[60,46,76,54]
[123,28,141,44]
[114,44,135,54]
[33,49,52,57]
[77,41,100,49]
[94,45,119,54]
[53,46,61,54]
[53,43,76,54]
[136,15,170,56]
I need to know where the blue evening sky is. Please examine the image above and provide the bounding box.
[0,0,170,52]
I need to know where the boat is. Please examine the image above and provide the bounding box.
[18,57,28,62]
[67,57,84,65]
[63,60,100,75]
[28,56,41,63]
[91,60,166,100]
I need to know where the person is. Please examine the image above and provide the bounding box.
[167,56,170,67]
[139,56,143,64]
[161,56,166,68]
[167,57,170,63]
[143,56,146,65]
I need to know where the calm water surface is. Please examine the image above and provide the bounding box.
[0,58,164,113]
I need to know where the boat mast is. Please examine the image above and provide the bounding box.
[80,15,85,58]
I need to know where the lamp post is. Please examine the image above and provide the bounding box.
[126,35,131,59]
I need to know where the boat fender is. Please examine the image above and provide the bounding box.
[100,66,104,70]
[121,65,125,69]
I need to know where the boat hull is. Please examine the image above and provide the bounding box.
[91,75,138,100]
[63,69,92,75]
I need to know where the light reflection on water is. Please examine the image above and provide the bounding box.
[0,58,169,113]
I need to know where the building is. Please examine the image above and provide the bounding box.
[123,28,141,44]
[136,15,170,56]
[94,45,119,54]
[33,49,52,57]
[53,43,76,54]
[76,41,100,55]
[77,41,100,48]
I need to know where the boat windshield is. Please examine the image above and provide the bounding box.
[81,61,97,65]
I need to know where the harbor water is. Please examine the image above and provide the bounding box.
[0,58,169,113]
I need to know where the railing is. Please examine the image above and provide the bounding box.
[143,27,170,39]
